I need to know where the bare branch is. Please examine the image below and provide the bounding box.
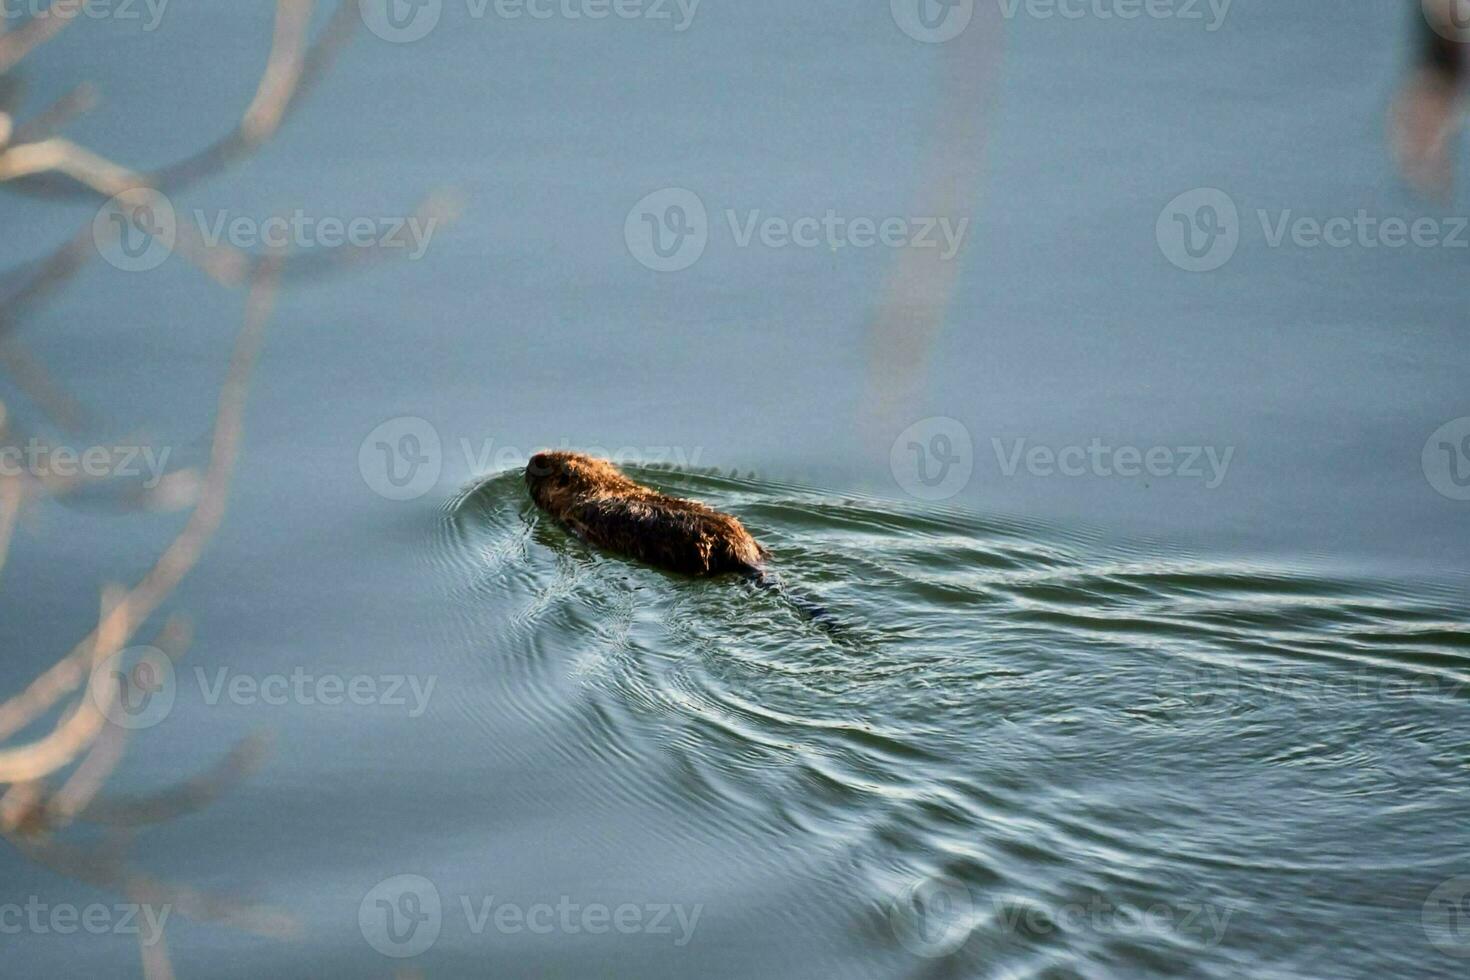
[242,0,314,143]
[78,734,272,828]
[0,339,91,431]
[0,254,283,753]
[139,924,177,980]
[0,2,76,76]
[10,833,303,938]
[0,0,358,201]
[10,83,97,145]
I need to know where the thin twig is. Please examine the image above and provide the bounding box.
[0,1,76,75]
[139,924,177,980]
[11,833,302,938]
[0,253,283,765]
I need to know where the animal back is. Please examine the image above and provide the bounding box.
[569,494,760,575]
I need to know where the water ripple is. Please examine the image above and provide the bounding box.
[428,464,1469,978]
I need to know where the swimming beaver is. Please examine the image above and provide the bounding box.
[525,451,831,621]
[525,451,766,575]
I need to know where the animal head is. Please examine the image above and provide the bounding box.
[525,450,636,514]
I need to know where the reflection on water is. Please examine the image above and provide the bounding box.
[421,464,1470,978]
[3,1,1469,977]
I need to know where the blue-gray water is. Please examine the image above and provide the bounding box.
[3,2,1469,977]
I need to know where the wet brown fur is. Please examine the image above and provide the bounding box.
[525,451,766,576]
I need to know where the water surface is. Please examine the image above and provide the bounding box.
[3,2,1468,977]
